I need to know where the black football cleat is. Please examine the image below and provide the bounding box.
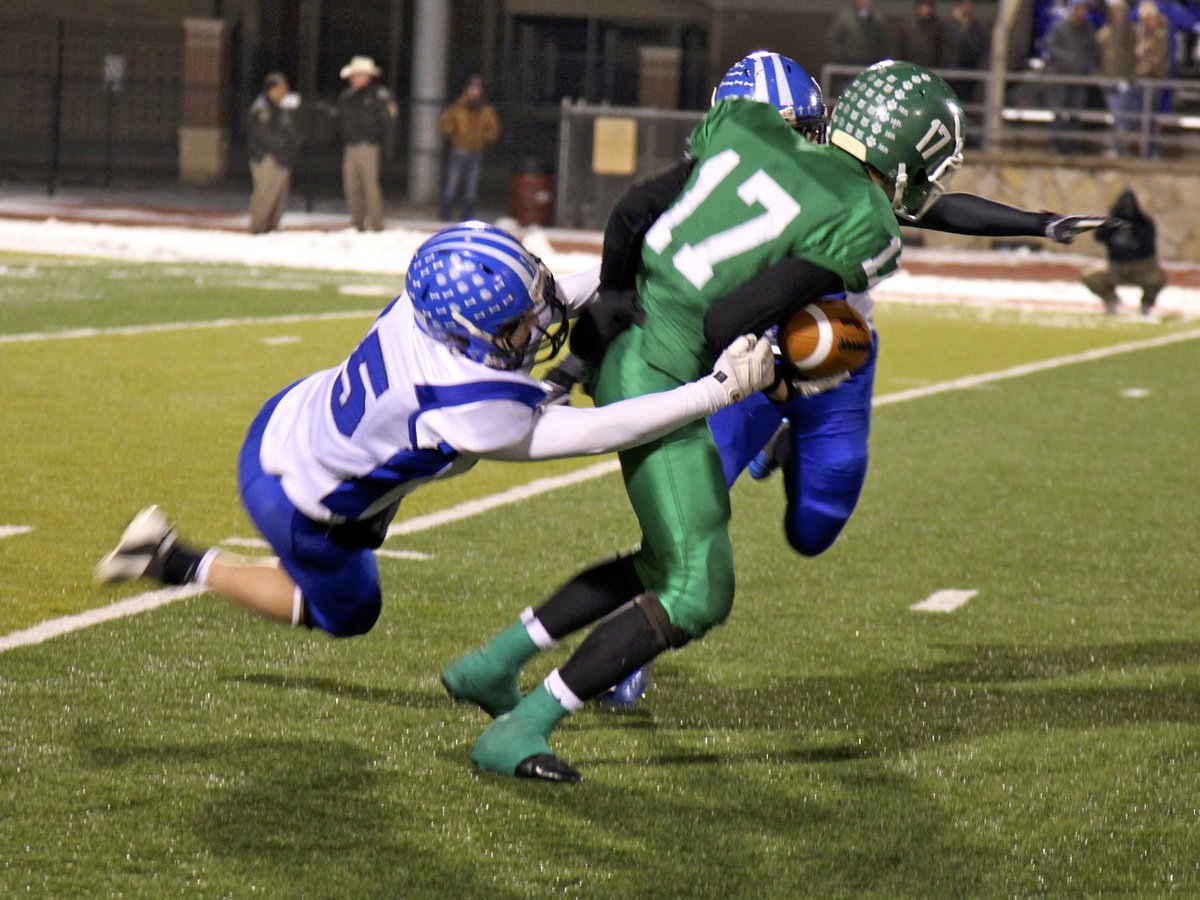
[515,753,583,783]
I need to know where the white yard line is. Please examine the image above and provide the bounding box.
[0,310,377,344]
[4,328,1200,652]
[385,460,621,538]
[873,328,1200,406]
[0,586,206,652]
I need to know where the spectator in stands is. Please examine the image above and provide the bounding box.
[947,0,991,105]
[1096,1,1138,157]
[439,74,502,221]
[246,73,299,235]
[1134,0,1171,155]
[827,0,891,92]
[336,56,399,232]
[1081,188,1166,315]
[1132,0,1200,116]
[1043,0,1099,154]
[898,0,951,67]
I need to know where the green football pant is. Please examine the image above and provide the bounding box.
[593,325,734,639]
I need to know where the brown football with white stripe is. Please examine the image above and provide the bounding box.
[780,298,872,380]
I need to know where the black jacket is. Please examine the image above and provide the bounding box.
[1098,190,1156,263]
[336,83,399,155]
[246,94,298,167]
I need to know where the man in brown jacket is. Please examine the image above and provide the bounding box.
[439,75,501,221]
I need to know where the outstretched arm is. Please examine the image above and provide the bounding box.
[485,335,774,461]
[914,192,1111,243]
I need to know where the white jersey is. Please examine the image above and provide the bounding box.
[258,269,599,524]
[253,265,731,526]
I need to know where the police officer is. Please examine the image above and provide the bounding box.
[336,56,399,232]
[246,72,299,234]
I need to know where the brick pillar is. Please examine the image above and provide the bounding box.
[178,18,229,184]
[637,47,682,110]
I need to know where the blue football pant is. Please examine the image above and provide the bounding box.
[708,337,877,556]
[238,388,383,637]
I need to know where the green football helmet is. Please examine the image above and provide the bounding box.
[828,60,965,222]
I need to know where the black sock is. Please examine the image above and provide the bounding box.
[159,542,205,586]
[557,600,666,701]
[533,555,644,641]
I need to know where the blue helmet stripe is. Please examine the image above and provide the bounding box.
[420,239,536,287]
[764,52,794,110]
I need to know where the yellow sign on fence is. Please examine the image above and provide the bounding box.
[592,117,638,176]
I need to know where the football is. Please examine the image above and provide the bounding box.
[779,298,873,379]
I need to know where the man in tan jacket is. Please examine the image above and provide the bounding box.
[439,75,501,220]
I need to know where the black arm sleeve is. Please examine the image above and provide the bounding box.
[600,159,695,290]
[914,192,1052,237]
[702,258,844,356]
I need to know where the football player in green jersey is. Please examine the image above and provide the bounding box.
[443,61,967,782]
[594,53,1112,707]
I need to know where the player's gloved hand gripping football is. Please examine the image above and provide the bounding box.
[709,333,776,402]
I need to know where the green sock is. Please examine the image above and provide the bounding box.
[514,683,572,730]
[442,619,541,718]
[471,684,571,775]
[485,619,540,670]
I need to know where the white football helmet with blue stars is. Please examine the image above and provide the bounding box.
[405,222,567,371]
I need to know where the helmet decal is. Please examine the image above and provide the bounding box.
[829,60,965,221]
[405,223,567,370]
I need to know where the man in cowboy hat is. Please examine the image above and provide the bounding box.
[336,55,399,231]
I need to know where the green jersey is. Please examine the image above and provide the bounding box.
[636,99,902,382]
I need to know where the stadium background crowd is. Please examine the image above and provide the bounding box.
[1,0,1199,257]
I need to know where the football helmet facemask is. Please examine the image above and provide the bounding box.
[828,60,965,222]
[406,222,567,371]
[712,50,827,142]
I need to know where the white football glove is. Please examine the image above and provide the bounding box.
[710,334,775,403]
[1044,214,1113,244]
[788,370,851,399]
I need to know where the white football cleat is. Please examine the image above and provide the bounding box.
[93,505,178,584]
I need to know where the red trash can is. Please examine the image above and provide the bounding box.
[508,158,555,227]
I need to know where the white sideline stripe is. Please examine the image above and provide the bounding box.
[912,589,978,613]
[873,328,1200,407]
[6,327,1200,653]
[221,537,270,548]
[386,459,621,537]
[376,549,434,561]
[0,525,34,539]
[0,585,206,652]
[0,310,377,344]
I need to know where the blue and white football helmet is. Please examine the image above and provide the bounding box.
[713,50,827,142]
[406,222,567,371]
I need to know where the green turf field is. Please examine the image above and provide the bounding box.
[2,251,1199,897]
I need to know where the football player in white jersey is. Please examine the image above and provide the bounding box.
[95,222,773,637]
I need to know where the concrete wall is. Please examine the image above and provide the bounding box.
[909,155,1200,263]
